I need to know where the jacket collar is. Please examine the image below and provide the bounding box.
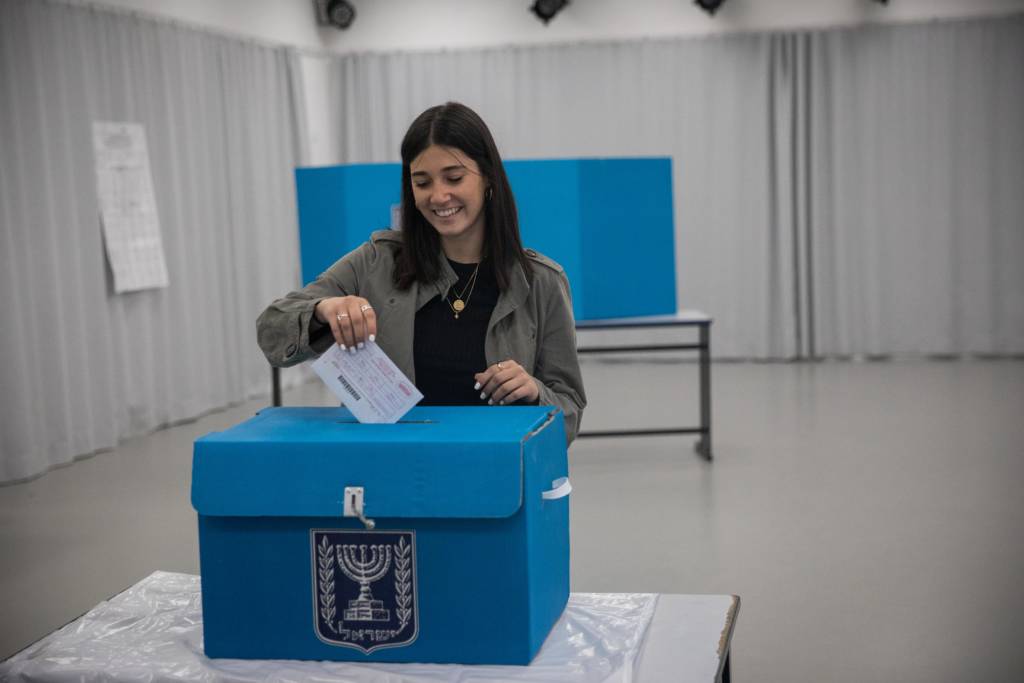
[417,255,460,311]
[491,257,529,328]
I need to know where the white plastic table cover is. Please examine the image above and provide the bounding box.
[1,572,658,683]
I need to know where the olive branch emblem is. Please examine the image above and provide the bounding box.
[312,530,417,649]
[317,536,337,633]
[394,536,412,630]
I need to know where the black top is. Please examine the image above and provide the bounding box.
[414,258,498,406]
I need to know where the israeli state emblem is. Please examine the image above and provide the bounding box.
[311,529,418,652]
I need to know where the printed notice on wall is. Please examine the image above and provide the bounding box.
[93,122,169,293]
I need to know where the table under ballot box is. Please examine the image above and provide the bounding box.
[191,406,572,665]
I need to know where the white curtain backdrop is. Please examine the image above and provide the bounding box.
[0,0,304,483]
[308,14,1024,359]
[806,21,1024,357]
[2,4,1022,483]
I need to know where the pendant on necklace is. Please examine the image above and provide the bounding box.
[453,299,466,313]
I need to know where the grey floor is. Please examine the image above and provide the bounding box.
[2,357,1023,681]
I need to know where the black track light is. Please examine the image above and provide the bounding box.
[531,0,569,24]
[694,0,725,16]
[314,0,356,30]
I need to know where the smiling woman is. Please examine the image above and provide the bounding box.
[408,145,488,260]
[256,102,587,443]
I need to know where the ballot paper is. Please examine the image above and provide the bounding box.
[311,341,423,423]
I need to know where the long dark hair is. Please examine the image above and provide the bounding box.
[394,102,530,291]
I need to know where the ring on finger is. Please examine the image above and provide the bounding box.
[497,361,505,370]
[360,304,373,312]
[336,313,349,321]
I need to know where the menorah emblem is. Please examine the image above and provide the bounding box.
[312,529,418,651]
[338,543,392,621]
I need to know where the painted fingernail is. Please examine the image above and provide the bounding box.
[349,347,357,355]
[340,343,347,350]
[473,382,481,390]
[369,334,376,342]
[488,399,494,405]
[480,392,487,400]
[357,342,365,349]
[499,399,505,405]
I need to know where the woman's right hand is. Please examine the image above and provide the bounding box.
[314,296,377,351]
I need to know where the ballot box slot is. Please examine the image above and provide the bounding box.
[333,419,438,425]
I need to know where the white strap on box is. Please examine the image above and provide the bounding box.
[541,477,572,501]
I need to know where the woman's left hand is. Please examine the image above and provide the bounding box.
[474,360,540,405]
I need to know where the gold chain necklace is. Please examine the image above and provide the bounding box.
[446,262,481,319]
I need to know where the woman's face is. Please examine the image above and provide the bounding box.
[410,144,488,252]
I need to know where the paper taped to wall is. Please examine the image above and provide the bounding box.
[92,121,169,293]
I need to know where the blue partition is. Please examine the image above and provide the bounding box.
[294,158,676,320]
[295,164,401,284]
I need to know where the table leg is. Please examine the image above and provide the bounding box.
[719,651,731,683]
[272,366,281,407]
[695,323,712,460]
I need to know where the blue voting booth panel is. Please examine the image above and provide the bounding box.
[294,158,676,320]
[192,406,569,664]
[295,164,401,286]
[507,158,676,319]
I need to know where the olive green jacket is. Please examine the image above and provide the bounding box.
[256,230,586,443]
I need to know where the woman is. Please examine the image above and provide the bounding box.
[257,102,585,442]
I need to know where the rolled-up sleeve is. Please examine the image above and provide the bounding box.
[534,271,587,444]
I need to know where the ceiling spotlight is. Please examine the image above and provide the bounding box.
[314,0,356,30]
[531,0,569,24]
[694,0,725,16]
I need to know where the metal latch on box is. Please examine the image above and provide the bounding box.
[344,486,376,530]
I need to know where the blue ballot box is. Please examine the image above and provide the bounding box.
[191,406,571,664]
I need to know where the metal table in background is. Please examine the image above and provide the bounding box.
[575,311,713,459]
[270,310,713,459]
